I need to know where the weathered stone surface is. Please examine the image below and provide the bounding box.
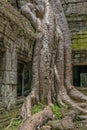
[0,98,24,130]
[1,85,16,109]
[0,0,35,108]
[62,0,87,65]
[0,0,35,57]
[72,50,87,65]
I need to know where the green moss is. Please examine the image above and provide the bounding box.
[72,42,87,50]
[67,15,87,22]
[31,103,44,115]
[8,118,22,130]
[0,0,35,40]
[72,32,87,50]
[72,31,87,38]
[51,105,62,120]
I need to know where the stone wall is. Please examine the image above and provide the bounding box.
[0,98,24,130]
[62,0,87,87]
[2,0,87,104]
[0,0,35,108]
[62,0,87,65]
[72,50,87,65]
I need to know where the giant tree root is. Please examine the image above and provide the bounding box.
[19,106,53,130]
[48,114,75,130]
[57,88,87,114]
[21,89,39,119]
[57,84,87,114]
[54,65,87,114]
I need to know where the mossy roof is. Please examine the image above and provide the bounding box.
[72,31,87,50]
[0,0,35,39]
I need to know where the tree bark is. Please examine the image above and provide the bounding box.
[21,0,87,125]
[20,106,53,130]
[51,0,87,113]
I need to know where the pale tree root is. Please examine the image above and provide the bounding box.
[5,117,21,130]
[48,115,75,130]
[54,65,87,114]
[57,87,87,115]
[21,89,39,120]
[19,106,53,130]
[68,87,87,102]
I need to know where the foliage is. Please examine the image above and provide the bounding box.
[51,105,62,120]
[12,119,22,126]
[31,103,44,115]
[8,118,22,130]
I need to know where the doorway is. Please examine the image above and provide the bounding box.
[73,65,87,87]
[17,61,31,97]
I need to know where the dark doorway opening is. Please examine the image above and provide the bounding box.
[73,65,87,87]
[17,61,31,97]
[17,62,23,96]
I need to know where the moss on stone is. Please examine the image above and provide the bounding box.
[0,0,35,40]
[72,31,87,50]
[72,43,87,50]
[67,15,87,22]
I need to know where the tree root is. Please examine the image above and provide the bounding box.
[57,87,87,114]
[21,89,39,119]
[54,65,87,114]
[5,117,21,130]
[69,87,87,102]
[48,115,75,130]
[20,106,53,130]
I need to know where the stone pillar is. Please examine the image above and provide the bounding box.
[0,53,5,99]
[1,45,17,109]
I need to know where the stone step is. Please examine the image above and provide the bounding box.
[0,111,20,130]
[0,110,20,120]
[0,105,21,116]
[0,120,10,130]
[0,99,23,130]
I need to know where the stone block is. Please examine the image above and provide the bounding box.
[5,50,11,71]
[11,51,17,71]
[1,84,16,109]
[9,71,17,84]
[0,56,6,71]
[3,71,10,84]
[0,71,4,83]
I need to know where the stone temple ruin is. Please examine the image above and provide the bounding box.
[0,0,87,107]
[62,0,87,88]
[0,0,87,129]
[0,1,35,108]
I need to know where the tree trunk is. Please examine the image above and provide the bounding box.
[20,106,53,130]
[20,0,87,126]
[50,0,87,114]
